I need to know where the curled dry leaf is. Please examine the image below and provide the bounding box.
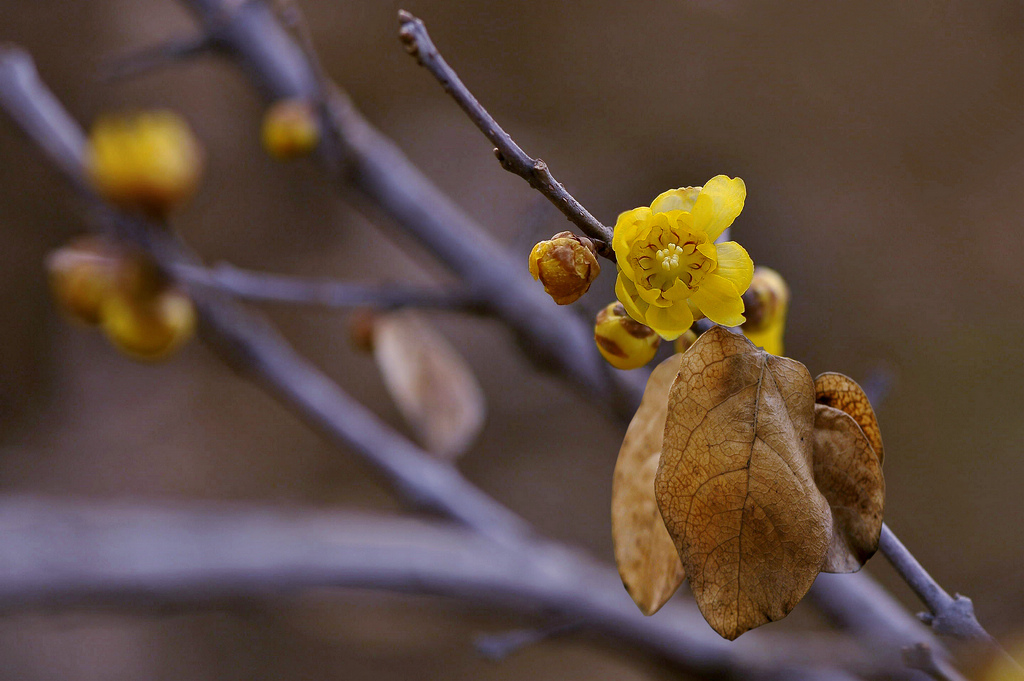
[813,404,885,573]
[372,310,485,461]
[611,354,686,615]
[655,326,831,640]
[814,372,884,464]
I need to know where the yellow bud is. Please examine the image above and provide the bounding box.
[741,266,790,356]
[594,301,660,370]
[87,111,204,217]
[528,231,600,305]
[673,328,699,355]
[261,99,321,159]
[101,284,196,361]
[45,236,125,326]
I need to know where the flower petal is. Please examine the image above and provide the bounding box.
[643,302,694,341]
[713,241,754,294]
[613,207,652,261]
[616,272,649,322]
[662,279,692,301]
[650,187,701,214]
[690,273,746,326]
[691,175,746,242]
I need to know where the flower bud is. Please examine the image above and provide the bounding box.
[594,301,660,370]
[741,266,789,356]
[45,236,124,326]
[87,111,204,217]
[101,284,196,361]
[673,328,699,355]
[528,231,600,305]
[261,99,321,159]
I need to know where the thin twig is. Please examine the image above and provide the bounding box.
[176,262,487,312]
[97,34,216,82]
[396,11,615,259]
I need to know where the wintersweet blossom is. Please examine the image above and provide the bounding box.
[612,176,753,340]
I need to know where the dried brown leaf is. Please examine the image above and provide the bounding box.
[813,404,885,573]
[372,310,485,461]
[814,372,884,464]
[655,326,831,640]
[612,354,686,615]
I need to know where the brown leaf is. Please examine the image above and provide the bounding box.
[813,404,885,573]
[814,372,884,464]
[655,326,831,640]
[372,311,485,461]
[612,354,686,615]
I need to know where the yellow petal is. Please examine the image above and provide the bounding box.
[744,314,785,356]
[662,279,692,301]
[613,207,652,259]
[650,187,701,214]
[616,272,649,322]
[635,279,667,306]
[691,175,746,242]
[643,302,694,341]
[690,273,745,327]
[713,241,754,294]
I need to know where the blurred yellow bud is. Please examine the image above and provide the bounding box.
[741,266,790,356]
[594,301,660,370]
[261,99,321,159]
[673,328,699,355]
[45,236,124,326]
[87,111,204,217]
[101,284,196,361]
[528,231,600,305]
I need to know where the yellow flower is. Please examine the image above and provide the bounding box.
[87,111,203,217]
[741,266,789,356]
[612,176,753,340]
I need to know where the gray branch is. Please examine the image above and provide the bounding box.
[0,496,902,681]
[396,11,615,258]
[176,262,487,312]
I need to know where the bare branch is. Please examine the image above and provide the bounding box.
[396,11,615,259]
[176,262,487,312]
[0,48,530,546]
[178,0,640,413]
[97,34,216,82]
[0,496,902,681]
[880,524,1023,671]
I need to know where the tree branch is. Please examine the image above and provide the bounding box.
[0,46,530,546]
[396,11,615,259]
[0,496,902,681]
[176,262,487,312]
[97,34,217,82]
[181,0,643,415]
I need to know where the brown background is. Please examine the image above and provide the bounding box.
[1,0,1023,678]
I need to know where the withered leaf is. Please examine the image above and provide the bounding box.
[814,372,884,464]
[372,310,485,461]
[813,404,885,573]
[655,326,831,640]
[612,354,686,616]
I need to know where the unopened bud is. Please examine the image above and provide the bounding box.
[594,301,660,370]
[528,231,600,305]
[101,284,196,361]
[673,328,699,355]
[742,266,790,356]
[261,99,321,159]
[87,111,204,217]
[46,236,124,326]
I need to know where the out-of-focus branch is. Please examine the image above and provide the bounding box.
[176,263,487,312]
[0,47,530,546]
[396,11,615,259]
[97,34,216,82]
[0,496,902,681]
[180,0,644,415]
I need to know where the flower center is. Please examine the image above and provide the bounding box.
[655,243,687,276]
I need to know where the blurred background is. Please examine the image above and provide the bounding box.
[2,0,1024,678]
